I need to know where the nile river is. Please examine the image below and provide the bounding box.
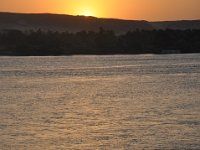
[0,54,200,149]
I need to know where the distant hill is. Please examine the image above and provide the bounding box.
[0,12,200,34]
[0,12,153,34]
[151,20,200,30]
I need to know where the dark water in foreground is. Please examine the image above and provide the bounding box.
[0,54,200,149]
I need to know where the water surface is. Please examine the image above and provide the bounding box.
[0,54,200,149]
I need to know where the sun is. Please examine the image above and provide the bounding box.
[79,9,94,17]
[82,10,92,16]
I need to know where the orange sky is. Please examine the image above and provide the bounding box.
[0,0,200,21]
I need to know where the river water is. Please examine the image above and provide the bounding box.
[0,54,200,149]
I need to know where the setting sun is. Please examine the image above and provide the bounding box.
[79,9,94,17]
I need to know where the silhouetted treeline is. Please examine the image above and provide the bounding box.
[0,28,200,55]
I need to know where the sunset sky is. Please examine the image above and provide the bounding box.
[0,0,200,21]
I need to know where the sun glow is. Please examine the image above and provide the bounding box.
[78,9,94,17]
[80,10,93,16]
[1,0,200,21]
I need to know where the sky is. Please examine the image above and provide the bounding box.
[0,0,200,21]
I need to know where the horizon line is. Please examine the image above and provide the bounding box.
[0,11,200,22]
